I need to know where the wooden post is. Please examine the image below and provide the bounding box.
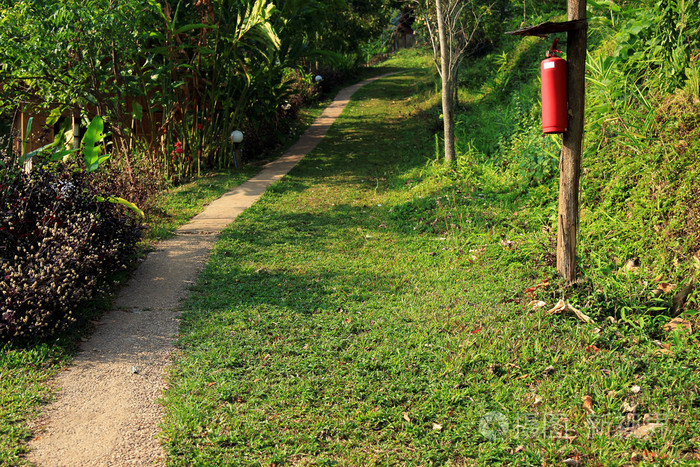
[557,0,587,285]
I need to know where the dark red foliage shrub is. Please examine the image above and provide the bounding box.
[0,160,141,341]
[92,157,165,217]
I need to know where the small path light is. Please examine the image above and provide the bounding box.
[230,130,243,143]
[230,130,243,167]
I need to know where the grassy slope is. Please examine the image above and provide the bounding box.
[162,48,700,465]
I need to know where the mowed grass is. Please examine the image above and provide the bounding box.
[162,50,700,465]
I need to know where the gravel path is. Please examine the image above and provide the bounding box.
[27,74,393,466]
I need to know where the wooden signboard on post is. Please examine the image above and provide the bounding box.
[507,0,588,286]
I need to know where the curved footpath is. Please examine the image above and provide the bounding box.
[27,73,395,466]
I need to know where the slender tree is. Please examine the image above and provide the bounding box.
[418,0,494,163]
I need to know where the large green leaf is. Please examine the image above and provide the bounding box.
[95,195,145,218]
[21,117,33,159]
[82,116,108,172]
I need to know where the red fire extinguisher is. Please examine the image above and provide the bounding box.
[541,39,567,134]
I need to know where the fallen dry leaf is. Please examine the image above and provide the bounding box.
[632,423,664,439]
[693,250,700,269]
[653,341,674,356]
[563,458,582,467]
[582,395,594,414]
[631,385,641,394]
[642,449,664,461]
[664,317,693,334]
[585,344,601,353]
[523,280,550,298]
[568,303,594,323]
[620,259,640,273]
[547,300,567,314]
[533,395,544,407]
[403,412,411,423]
[621,401,638,414]
[672,283,695,314]
[528,300,546,310]
[656,282,677,294]
[432,422,443,431]
[547,300,594,324]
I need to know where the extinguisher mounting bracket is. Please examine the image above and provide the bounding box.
[546,38,562,58]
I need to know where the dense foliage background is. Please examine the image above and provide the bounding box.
[0,0,399,179]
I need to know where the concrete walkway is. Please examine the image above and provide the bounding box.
[27,73,393,466]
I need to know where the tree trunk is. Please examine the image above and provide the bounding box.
[436,0,456,163]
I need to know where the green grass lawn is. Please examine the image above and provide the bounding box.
[161,50,700,465]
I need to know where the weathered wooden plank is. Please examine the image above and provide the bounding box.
[505,19,587,37]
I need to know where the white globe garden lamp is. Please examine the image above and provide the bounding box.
[230,130,243,167]
[230,130,244,144]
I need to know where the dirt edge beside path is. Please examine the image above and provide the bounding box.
[26,73,394,467]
